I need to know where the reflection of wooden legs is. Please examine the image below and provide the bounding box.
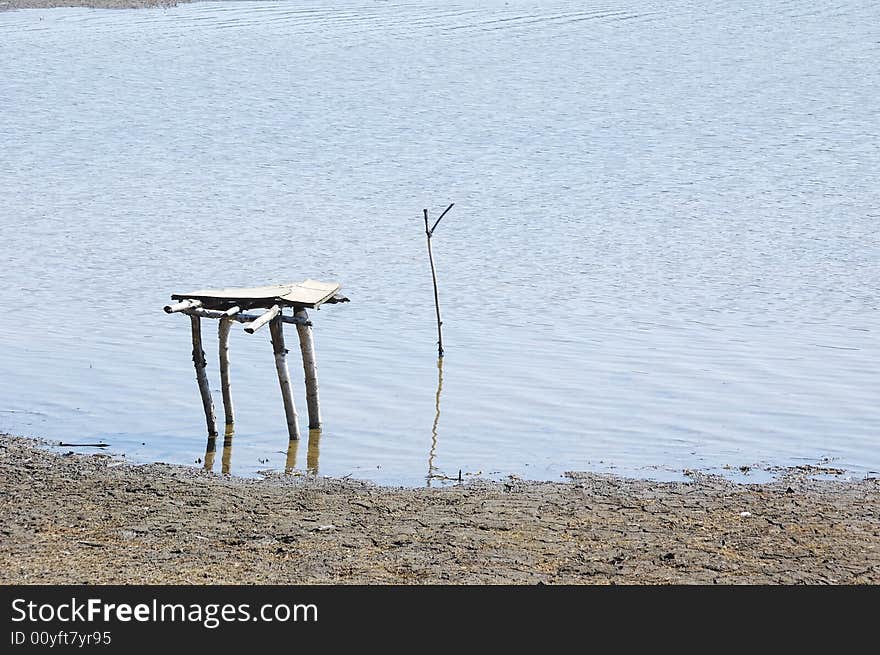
[307,428,321,475]
[207,424,235,474]
[190,315,218,439]
[295,309,321,430]
[221,424,234,475]
[218,317,234,426]
[284,430,321,476]
[270,316,301,441]
[203,436,217,471]
[285,438,299,474]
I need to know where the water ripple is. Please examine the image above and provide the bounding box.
[1,0,878,485]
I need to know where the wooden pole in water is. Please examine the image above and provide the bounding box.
[218,317,234,426]
[295,308,321,429]
[424,203,454,358]
[189,314,218,439]
[269,315,301,441]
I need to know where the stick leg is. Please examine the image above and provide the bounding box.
[270,315,301,441]
[218,317,234,426]
[295,308,321,429]
[190,315,217,438]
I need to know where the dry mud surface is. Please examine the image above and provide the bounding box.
[1,435,878,584]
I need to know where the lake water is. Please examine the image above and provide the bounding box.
[1,0,878,485]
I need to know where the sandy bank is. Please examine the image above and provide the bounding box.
[1,435,877,584]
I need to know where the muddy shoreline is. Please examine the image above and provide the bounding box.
[1,435,877,584]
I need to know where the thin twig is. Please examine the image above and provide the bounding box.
[423,206,449,358]
[430,202,455,235]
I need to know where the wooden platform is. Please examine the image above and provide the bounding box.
[165,278,349,440]
[171,279,346,310]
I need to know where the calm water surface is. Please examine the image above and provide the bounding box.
[1,0,878,484]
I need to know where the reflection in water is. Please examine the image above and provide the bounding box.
[206,425,320,476]
[306,428,321,476]
[285,429,322,476]
[284,437,299,474]
[221,425,234,475]
[203,436,217,472]
[1,2,880,486]
[426,358,443,486]
[203,424,234,474]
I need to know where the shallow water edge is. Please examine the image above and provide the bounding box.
[3,0,877,485]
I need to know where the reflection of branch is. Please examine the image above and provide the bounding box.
[427,358,444,486]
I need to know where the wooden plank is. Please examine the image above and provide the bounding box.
[171,280,342,309]
[278,279,341,307]
[173,284,294,302]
